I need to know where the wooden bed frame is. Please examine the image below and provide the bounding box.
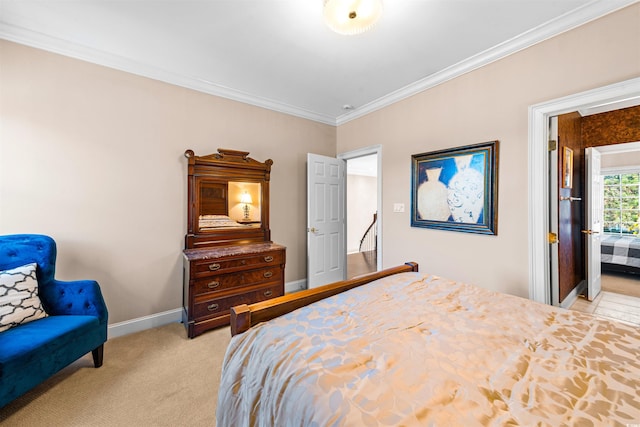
[230,262,418,336]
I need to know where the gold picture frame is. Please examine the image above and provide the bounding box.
[562,147,573,189]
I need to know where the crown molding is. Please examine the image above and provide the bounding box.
[0,23,337,126]
[336,0,639,126]
[1,0,637,128]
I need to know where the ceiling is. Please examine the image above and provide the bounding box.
[0,0,636,125]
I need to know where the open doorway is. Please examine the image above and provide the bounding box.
[598,143,640,297]
[551,111,640,322]
[529,79,640,325]
[528,77,640,306]
[339,146,382,279]
[346,154,378,278]
[571,142,640,325]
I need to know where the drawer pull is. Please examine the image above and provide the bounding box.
[240,259,246,265]
[207,303,219,312]
[264,256,274,262]
[263,271,273,278]
[208,263,221,271]
[264,290,273,297]
[207,281,220,289]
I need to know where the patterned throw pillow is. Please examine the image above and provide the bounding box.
[0,263,48,332]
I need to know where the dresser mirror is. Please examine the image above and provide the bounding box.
[196,181,262,232]
[185,148,272,248]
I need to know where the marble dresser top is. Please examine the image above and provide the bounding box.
[183,242,285,260]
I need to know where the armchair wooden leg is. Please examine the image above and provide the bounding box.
[92,345,104,368]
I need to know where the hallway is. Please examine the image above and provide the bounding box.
[346,251,377,279]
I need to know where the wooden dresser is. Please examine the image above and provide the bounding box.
[182,148,286,338]
[183,242,285,338]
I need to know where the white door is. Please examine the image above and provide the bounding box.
[585,147,603,301]
[307,153,346,289]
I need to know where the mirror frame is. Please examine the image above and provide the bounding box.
[184,148,272,249]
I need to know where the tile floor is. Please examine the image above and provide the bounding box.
[570,291,640,327]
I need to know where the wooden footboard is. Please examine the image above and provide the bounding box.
[230,262,418,336]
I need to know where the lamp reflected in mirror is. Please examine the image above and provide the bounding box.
[240,192,253,220]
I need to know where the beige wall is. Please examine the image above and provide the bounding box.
[602,150,640,169]
[337,4,640,297]
[0,40,335,324]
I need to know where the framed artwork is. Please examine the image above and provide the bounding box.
[562,147,573,189]
[411,140,499,235]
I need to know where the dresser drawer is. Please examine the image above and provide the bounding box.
[192,266,283,295]
[193,283,282,320]
[183,243,286,338]
[191,251,283,278]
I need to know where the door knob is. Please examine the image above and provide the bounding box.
[308,227,318,233]
[581,229,599,235]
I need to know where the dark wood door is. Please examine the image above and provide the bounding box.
[557,112,585,303]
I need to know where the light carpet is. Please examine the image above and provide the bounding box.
[0,322,231,426]
[602,272,640,299]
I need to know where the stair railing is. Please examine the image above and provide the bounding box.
[359,212,377,254]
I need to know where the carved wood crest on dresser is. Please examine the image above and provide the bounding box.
[183,148,286,338]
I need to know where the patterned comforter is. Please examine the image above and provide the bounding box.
[601,234,640,268]
[216,272,640,426]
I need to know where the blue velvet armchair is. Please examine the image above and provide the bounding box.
[0,234,108,408]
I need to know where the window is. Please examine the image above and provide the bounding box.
[603,172,640,235]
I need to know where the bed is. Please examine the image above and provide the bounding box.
[217,263,640,426]
[601,234,640,275]
[198,214,248,230]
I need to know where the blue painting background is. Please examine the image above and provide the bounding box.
[417,152,486,223]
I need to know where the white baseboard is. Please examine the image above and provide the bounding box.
[285,278,307,294]
[107,279,308,339]
[107,308,182,339]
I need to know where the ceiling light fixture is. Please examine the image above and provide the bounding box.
[323,0,383,35]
